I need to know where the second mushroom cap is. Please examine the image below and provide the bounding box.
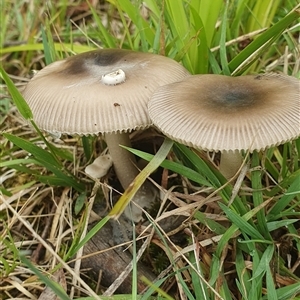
[148,73,300,152]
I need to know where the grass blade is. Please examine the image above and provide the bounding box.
[251,151,272,239]
[252,244,274,280]
[228,9,300,74]
[121,146,212,186]
[219,202,265,241]
[266,265,278,300]
[0,67,33,119]
[109,138,173,219]
[20,256,70,300]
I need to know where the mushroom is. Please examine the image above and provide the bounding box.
[85,154,113,179]
[148,73,300,179]
[22,48,190,221]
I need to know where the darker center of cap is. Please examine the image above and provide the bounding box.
[93,49,129,67]
[62,49,130,75]
[210,85,255,109]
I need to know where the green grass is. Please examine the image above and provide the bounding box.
[1,0,300,299]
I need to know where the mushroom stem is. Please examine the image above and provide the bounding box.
[105,132,157,222]
[219,150,243,179]
[105,132,139,189]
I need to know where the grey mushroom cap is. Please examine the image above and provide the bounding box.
[22,49,190,135]
[148,73,300,152]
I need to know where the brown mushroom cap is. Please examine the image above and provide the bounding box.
[22,49,190,135]
[148,73,300,152]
